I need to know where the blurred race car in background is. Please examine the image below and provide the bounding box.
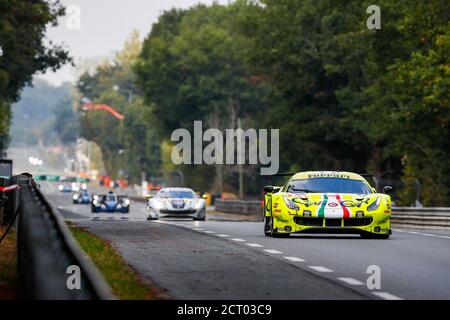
[91,191,130,213]
[58,183,74,193]
[73,190,91,204]
[58,181,87,193]
[146,187,206,221]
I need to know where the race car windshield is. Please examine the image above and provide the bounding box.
[289,178,372,194]
[157,191,196,199]
[106,195,116,201]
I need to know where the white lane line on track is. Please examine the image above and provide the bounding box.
[264,249,283,254]
[420,233,438,237]
[372,292,403,300]
[246,243,264,248]
[337,277,364,286]
[394,229,450,239]
[283,257,305,262]
[308,266,334,273]
[203,231,216,234]
[217,234,230,237]
[231,238,246,242]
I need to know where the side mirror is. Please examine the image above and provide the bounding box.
[264,186,275,193]
[202,194,208,200]
[383,186,393,194]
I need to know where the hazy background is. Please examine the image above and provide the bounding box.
[38,0,228,85]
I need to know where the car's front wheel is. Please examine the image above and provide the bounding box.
[264,216,273,236]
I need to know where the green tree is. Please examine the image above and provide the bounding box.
[362,1,450,205]
[236,0,450,204]
[77,32,161,183]
[135,4,270,191]
[0,0,70,152]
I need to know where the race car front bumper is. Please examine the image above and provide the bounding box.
[147,207,206,220]
[92,204,130,213]
[272,211,391,236]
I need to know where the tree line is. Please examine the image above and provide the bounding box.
[0,0,70,155]
[68,1,450,205]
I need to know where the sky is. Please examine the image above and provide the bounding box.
[37,0,229,86]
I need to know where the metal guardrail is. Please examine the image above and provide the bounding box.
[3,175,115,300]
[391,207,450,230]
[215,199,450,230]
[215,199,262,216]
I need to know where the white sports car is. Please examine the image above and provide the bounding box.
[146,187,206,221]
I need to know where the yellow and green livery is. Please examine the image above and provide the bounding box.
[264,171,392,239]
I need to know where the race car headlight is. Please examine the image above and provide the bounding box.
[303,210,312,217]
[93,200,99,206]
[123,199,130,206]
[367,197,381,212]
[283,196,299,210]
[152,201,163,210]
[73,194,79,200]
[194,199,205,210]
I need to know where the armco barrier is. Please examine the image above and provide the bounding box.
[391,207,450,230]
[215,199,450,230]
[215,199,262,216]
[15,176,114,299]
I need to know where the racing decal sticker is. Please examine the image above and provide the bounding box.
[335,194,350,219]
[318,194,328,218]
[317,194,351,219]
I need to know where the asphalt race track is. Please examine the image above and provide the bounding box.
[41,181,450,300]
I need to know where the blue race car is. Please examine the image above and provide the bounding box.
[73,191,91,204]
[91,191,130,213]
[58,184,73,193]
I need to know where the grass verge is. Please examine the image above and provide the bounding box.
[0,226,19,299]
[68,223,161,300]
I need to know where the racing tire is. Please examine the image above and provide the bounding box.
[264,216,273,236]
[264,216,290,237]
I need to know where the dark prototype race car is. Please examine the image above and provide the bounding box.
[73,191,91,204]
[91,191,130,213]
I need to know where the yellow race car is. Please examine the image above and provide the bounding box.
[264,171,392,239]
